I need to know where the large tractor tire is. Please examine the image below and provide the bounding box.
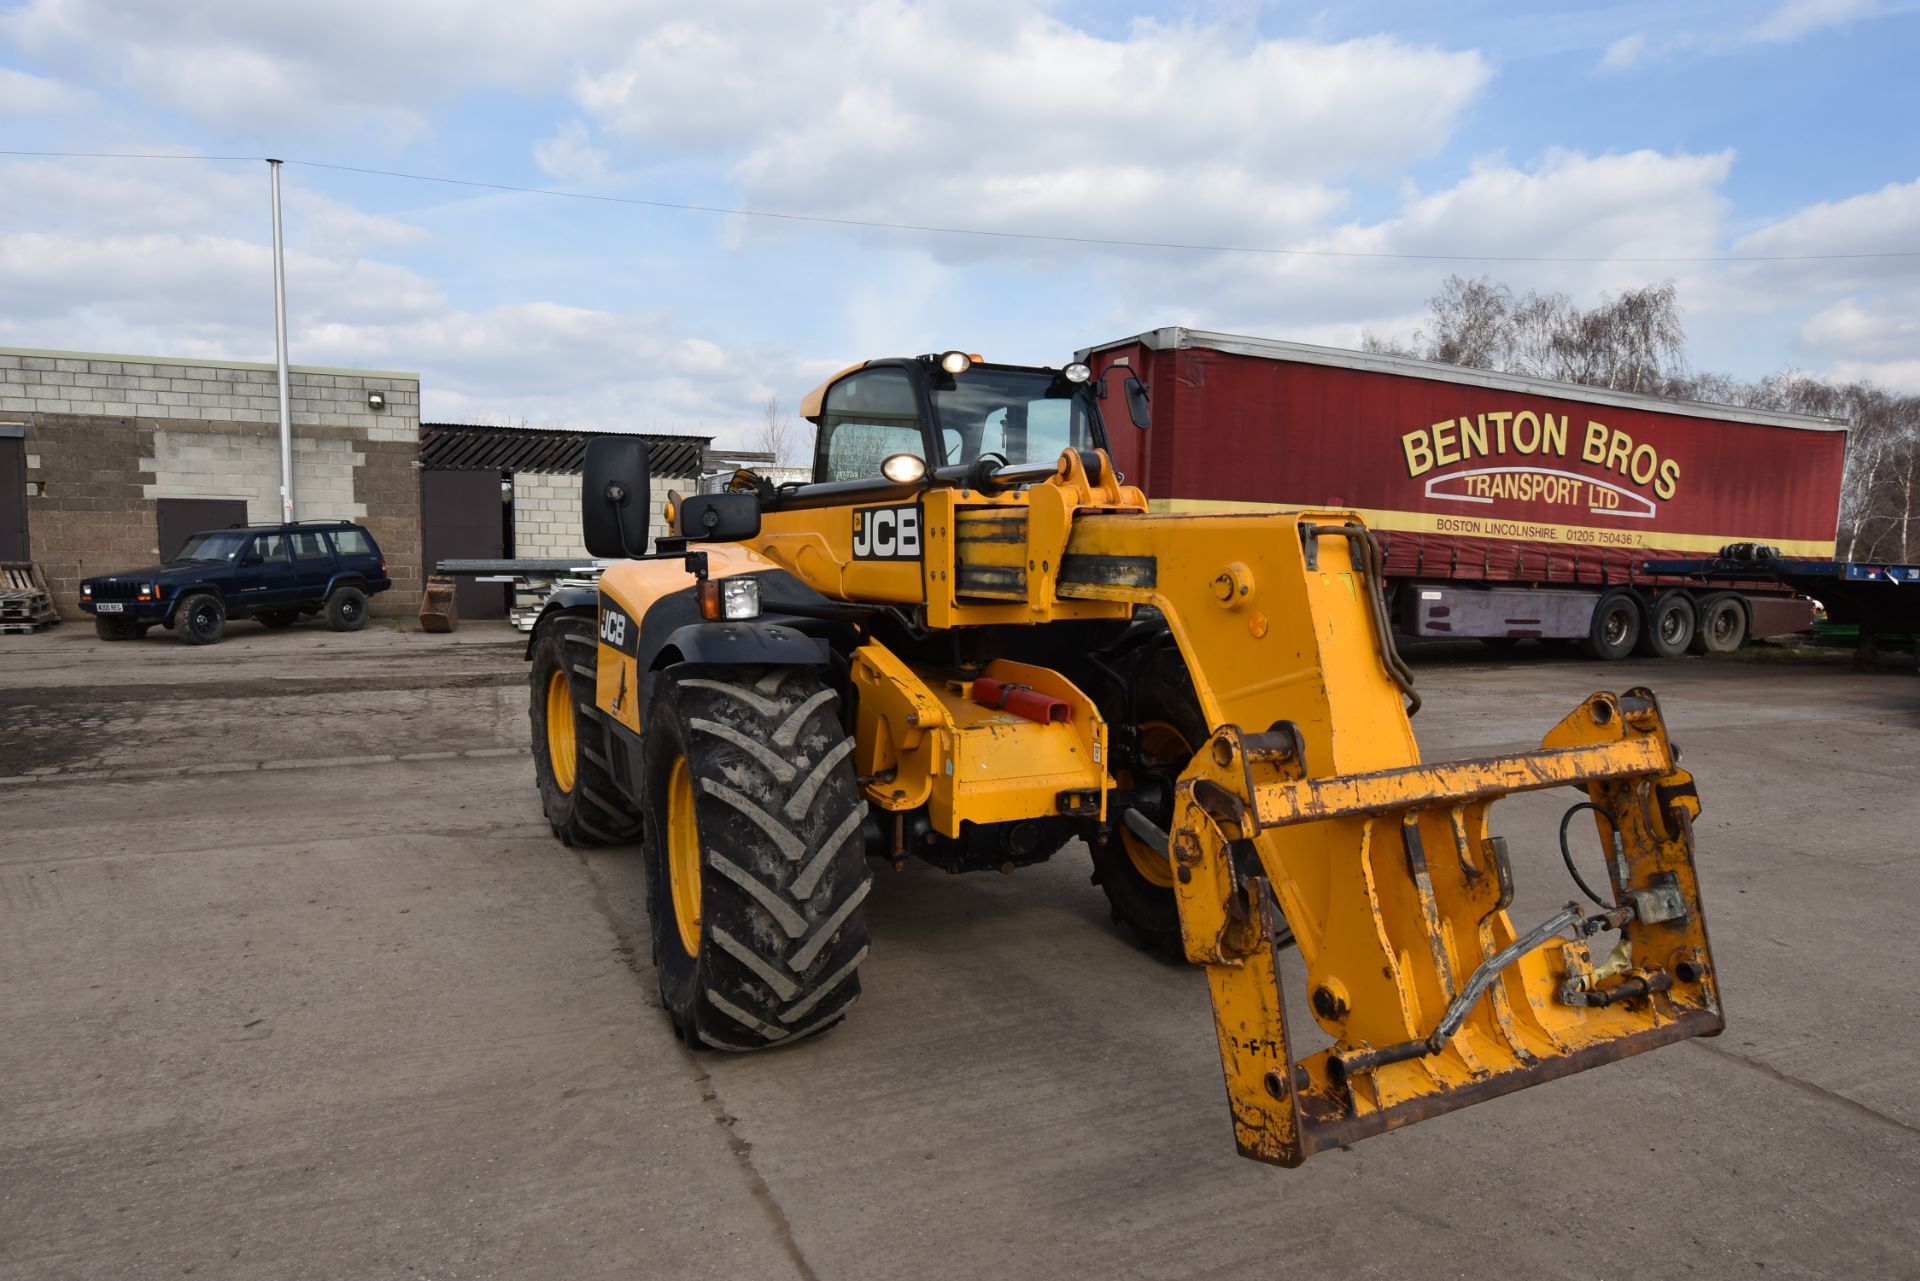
[1092,644,1293,956]
[1582,590,1641,661]
[640,664,871,1051]
[1690,592,1748,655]
[530,613,645,847]
[1637,590,1696,658]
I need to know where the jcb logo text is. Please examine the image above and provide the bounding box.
[852,505,921,560]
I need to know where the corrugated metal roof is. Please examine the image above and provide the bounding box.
[419,423,710,476]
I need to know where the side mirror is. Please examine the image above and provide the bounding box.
[1124,375,1150,430]
[678,492,761,544]
[243,550,264,565]
[582,436,654,559]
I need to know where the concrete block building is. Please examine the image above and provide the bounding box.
[0,347,423,616]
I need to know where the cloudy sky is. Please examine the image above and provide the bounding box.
[3,0,1917,444]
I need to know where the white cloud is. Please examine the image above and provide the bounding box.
[0,155,798,440]
[1598,32,1647,71]
[1793,298,1920,392]
[1096,149,1739,345]
[533,122,612,184]
[2,0,667,139]
[0,64,86,112]
[1749,0,1881,43]
[1594,0,1893,71]
[576,5,1490,255]
[1732,176,1920,268]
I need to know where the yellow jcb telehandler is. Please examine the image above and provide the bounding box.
[526,349,1722,1166]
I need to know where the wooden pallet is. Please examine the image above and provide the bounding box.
[0,562,61,633]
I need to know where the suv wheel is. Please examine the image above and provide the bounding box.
[177,593,227,646]
[326,586,369,632]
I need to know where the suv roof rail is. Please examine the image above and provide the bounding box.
[219,519,359,530]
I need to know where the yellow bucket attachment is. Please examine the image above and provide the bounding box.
[1168,687,1723,1167]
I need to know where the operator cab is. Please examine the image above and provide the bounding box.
[803,351,1144,487]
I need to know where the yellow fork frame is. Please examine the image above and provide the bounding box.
[1059,507,1723,1167]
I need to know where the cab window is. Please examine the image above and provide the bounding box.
[331,529,374,556]
[816,368,928,482]
[251,533,288,562]
[290,531,331,559]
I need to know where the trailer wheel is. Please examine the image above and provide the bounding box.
[1690,593,1748,655]
[530,612,644,847]
[640,664,871,1051]
[1582,590,1642,661]
[1637,590,1696,658]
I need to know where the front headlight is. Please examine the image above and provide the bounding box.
[81,584,92,597]
[719,577,761,620]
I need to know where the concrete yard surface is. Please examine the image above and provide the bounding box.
[2,621,1916,1279]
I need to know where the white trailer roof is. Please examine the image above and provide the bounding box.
[1078,326,1848,433]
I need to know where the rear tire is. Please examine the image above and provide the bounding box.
[1637,590,1696,658]
[176,593,226,646]
[529,613,644,847]
[1691,592,1748,654]
[1582,590,1641,661]
[325,586,369,632]
[641,664,871,1051]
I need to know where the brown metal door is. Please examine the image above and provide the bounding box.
[156,498,250,561]
[421,469,508,619]
[0,435,26,561]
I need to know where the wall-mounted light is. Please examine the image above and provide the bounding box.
[367,391,387,411]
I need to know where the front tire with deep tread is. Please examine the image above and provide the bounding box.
[1092,646,1195,956]
[641,664,872,1052]
[325,585,369,632]
[529,613,644,847]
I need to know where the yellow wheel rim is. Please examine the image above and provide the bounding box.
[1118,720,1190,890]
[545,669,577,793]
[666,756,703,957]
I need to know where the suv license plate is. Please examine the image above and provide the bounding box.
[95,602,124,613]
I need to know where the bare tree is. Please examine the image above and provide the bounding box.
[760,393,801,467]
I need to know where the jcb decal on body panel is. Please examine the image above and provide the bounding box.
[599,601,637,654]
[852,504,922,560]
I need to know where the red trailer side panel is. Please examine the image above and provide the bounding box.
[1088,332,1847,589]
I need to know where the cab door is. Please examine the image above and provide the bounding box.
[235,532,293,607]
[289,529,335,601]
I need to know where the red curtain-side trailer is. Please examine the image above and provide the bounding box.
[1080,328,1849,659]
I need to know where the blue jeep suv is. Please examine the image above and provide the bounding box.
[79,520,392,645]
